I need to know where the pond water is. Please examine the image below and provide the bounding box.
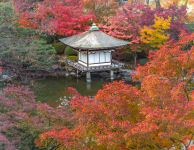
[0,75,135,107]
[31,76,111,107]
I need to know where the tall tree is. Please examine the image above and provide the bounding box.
[155,0,161,7]
[100,2,145,66]
[14,0,94,36]
[0,2,56,70]
[161,0,194,7]
[146,0,150,5]
[141,15,171,48]
[81,0,118,23]
[101,2,189,65]
[161,0,194,22]
[140,4,189,39]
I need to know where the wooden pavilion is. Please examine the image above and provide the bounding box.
[60,23,129,82]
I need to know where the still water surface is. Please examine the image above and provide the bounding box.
[32,76,110,107]
[1,76,135,107]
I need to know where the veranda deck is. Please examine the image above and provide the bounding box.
[66,59,124,72]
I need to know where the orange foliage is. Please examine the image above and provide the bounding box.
[81,0,118,23]
[37,32,194,149]
[14,0,94,36]
[135,32,194,81]
[18,13,37,29]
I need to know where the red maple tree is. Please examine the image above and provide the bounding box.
[14,0,95,36]
[37,33,194,149]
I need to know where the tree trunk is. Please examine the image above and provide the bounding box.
[184,0,189,7]
[146,0,150,5]
[155,0,161,8]
[134,52,137,67]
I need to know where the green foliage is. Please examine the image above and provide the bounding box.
[65,46,77,56]
[60,61,66,67]
[0,2,16,26]
[0,29,56,70]
[113,47,133,62]
[67,56,78,62]
[39,33,55,44]
[138,58,149,66]
[52,42,66,54]
[0,2,56,70]
[182,40,193,51]
[186,23,194,32]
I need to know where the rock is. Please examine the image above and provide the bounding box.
[67,66,73,72]
[60,61,66,67]
[99,72,110,78]
[118,69,137,81]
[51,65,60,70]
[65,72,69,77]
[70,72,76,76]
[120,71,130,77]
[2,75,9,80]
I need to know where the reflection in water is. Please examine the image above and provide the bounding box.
[0,75,137,107]
[86,82,91,90]
[31,76,109,107]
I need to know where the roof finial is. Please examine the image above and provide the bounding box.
[90,23,99,31]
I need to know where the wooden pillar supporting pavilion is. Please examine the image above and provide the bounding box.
[86,72,91,83]
[110,70,114,80]
[76,69,79,78]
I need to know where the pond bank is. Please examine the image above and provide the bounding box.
[1,61,135,83]
[0,62,137,107]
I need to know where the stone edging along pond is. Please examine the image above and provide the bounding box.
[0,61,136,83]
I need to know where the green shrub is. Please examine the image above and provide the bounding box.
[186,23,194,32]
[0,2,57,70]
[65,46,77,56]
[67,56,78,62]
[53,42,66,54]
[138,58,149,66]
[60,61,66,67]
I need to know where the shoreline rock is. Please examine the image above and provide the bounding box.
[1,62,137,83]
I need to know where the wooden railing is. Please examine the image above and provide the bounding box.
[66,59,124,72]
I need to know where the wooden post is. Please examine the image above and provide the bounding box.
[155,0,161,8]
[110,70,114,80]
[76,69,79,78]
[86,72,91,83]
[111,50,112,65]
[65,59,69,77]
[86,81,91,90]
[87,50,89,67]
[65,71,69,77]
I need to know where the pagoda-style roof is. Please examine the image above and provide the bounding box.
[59,23,129,51]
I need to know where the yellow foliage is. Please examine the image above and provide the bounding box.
[153,16,171,30]
[141,15,171,48]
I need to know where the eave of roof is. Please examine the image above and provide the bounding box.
[59,30,129,51]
